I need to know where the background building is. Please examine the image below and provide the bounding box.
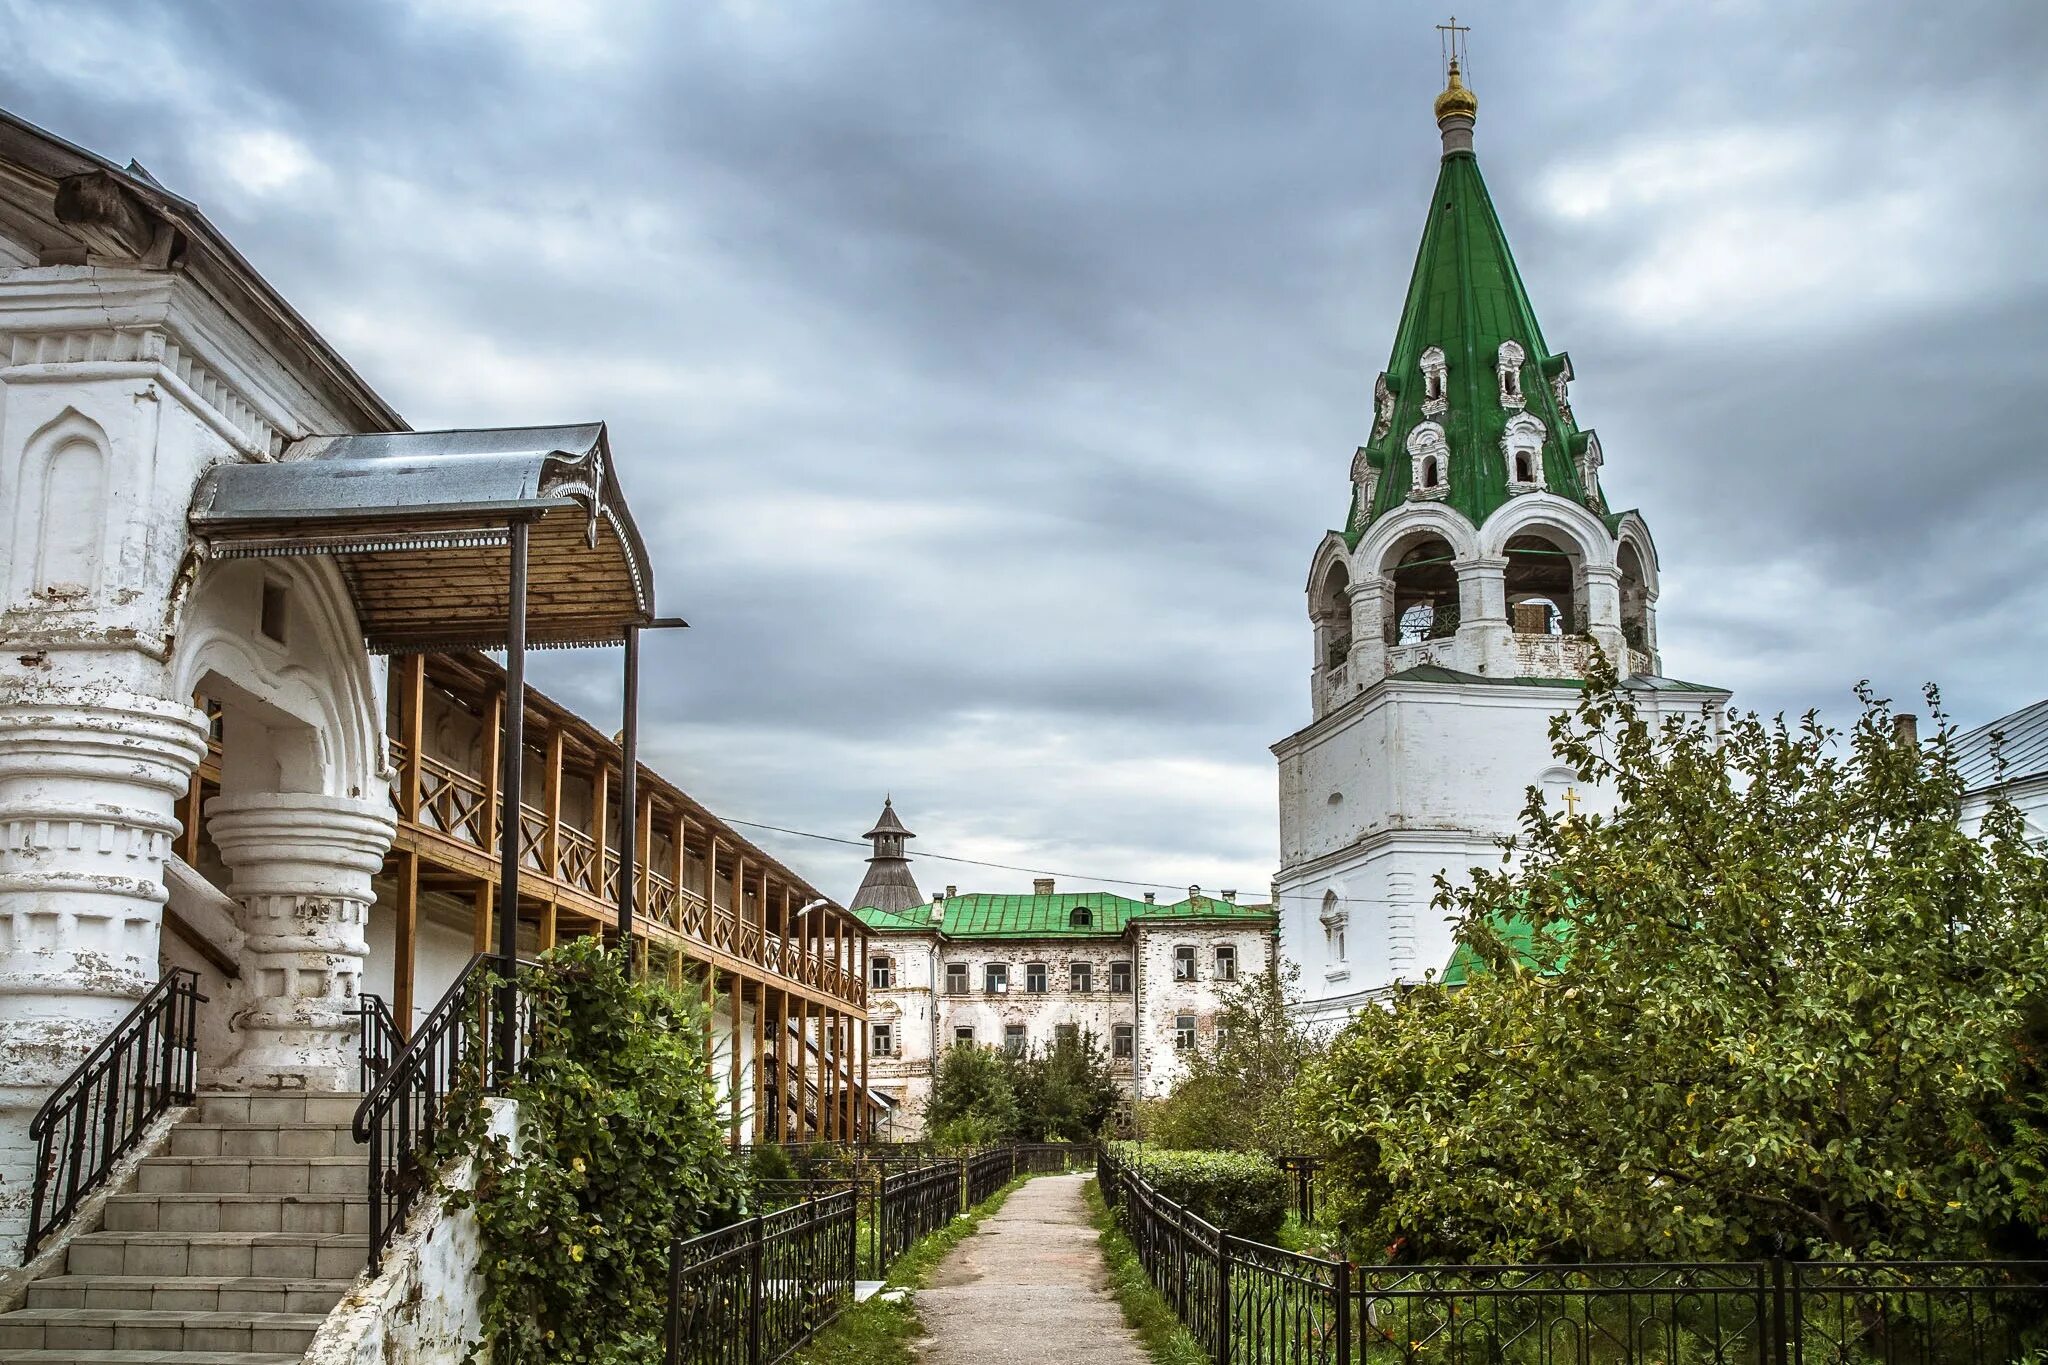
[1272,58,1731,1026]
[848,800,1276,1137]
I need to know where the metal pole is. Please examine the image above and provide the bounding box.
[497,518,528,1076]
[618,622,639,958]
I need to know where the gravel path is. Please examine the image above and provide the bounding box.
[914,1173,1150,1364]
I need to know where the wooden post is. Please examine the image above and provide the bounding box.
[179,771,203,863]
[672,812,688,923]
[480,689,503,857]
[591,759,610,909]
[394,849,419,1039]
[543,728,564,881]
[728,977,744,1146]
[637,792,655,927]
[752,974,767,1144]
[814,999,829,1143]
[472,881,493,955]
[400,656,425,823]
[538,899,558,953]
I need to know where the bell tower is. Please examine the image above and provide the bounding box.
[1274,35,1730,1023]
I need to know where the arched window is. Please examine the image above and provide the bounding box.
[1618,540,1651,655]
[1387,537,1458,645]
[1420,346,1448,416]
[1320,890,1347,963]
[1497,340,1526,409]
[1504,533,1580,635]
[1068,906,1093,929]
[1421,456,1440,488]
[1502,411,1547,491]
[1514,452,1534,483]
[1406,421,1450,501]
[1316,559,1352,669]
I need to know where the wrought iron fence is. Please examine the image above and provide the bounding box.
[1277,1155,1320,1225]
[665,1189,856,1365]
[355,991,403,1093]
[966,1147,1013,1207]
[1015,1142,1095,1174]
[24,968,205,1261]
[351,952,534,1268]
[1095,1148,2048,1365]
[877,1159,962,1269]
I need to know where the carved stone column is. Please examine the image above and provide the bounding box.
[1344,579,1388,686]
[207,793,394,1092]
[0,688,208,1260]
[1455,555,1512,674]
[1580,563,1627,671]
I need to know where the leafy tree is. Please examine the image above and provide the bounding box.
[1143,962,1326,1157]
[1013,1029,1123,1141]
[923,1031,1120,1144]
[1302,665,2048,1263]
[924,1040,1020,1147]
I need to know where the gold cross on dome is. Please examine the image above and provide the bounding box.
[1561,787,1582,819]
[1436,15,1471,70]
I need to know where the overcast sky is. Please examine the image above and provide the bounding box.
[5,0,2045,904]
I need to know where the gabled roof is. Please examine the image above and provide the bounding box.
[853,891,1274,940]
[1955,698,2048,793]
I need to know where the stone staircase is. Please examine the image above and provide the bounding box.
[0,1093,366,1364]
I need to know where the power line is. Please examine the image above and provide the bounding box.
[718,815,1440,908]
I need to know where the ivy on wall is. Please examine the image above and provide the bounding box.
[449,938,745,1364]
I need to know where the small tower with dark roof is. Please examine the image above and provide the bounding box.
[850,797,924,912]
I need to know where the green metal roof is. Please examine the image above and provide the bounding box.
[1441,913,1570,987]
[1347,137,1591,541]
[851,891,1274,940]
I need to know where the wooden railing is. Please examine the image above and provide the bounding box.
[386,740,864,1011]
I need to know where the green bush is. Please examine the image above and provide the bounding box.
[1109,1142,1288,1243]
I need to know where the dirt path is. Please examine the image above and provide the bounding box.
[914,1173,1150,1363]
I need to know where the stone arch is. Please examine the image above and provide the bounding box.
[1501,411,1547,490]
[1478,493,1614,568]
[170,556,384,802]
[7,407,112,606]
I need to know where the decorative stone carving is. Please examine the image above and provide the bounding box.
[0,688,209,1258]
[1371,373,1395,442]
[1497,340,1526,411]
[207,793,395,1092]
[1405,422,1450,501]
[1419,347,1448,418]
[1501,411,1547,492]
[1576,431,1605,508]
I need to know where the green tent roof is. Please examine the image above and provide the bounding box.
[1441,913,1572,987]
[851,891,1274,940]
[1346,110,1591,541]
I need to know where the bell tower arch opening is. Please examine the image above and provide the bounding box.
[1386,536,1458,646]
[1503,532,1581,637]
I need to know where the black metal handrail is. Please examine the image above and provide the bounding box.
[355,992,403,1094]
[24,968,205,1261]
[666,1189,857,1365]
[351,952,532,1268]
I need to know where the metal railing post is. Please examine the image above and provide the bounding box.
[1772,1258,1793,1365]
[1336,1259,1353,1365]
[747,1214,764,1365]
[1215,1233,1232,1365]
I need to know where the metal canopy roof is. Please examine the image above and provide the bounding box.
[189,423,656,653]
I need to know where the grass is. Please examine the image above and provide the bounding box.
[1082,1178,1209,1365]
[789,1174,1031,1365]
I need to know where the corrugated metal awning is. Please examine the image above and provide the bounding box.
[189,423,655,652]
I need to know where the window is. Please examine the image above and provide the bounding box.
[1070,961,1094,993]
[1174,1014,1196,1051]
[1109,961,1132,994]
[259,581,289,644]
[1173,946,1197,982]
[1054,1023,1079,1048]
[870,955,895,989]
[1515,452,1534,482]
[872,1022,895,1056]
[1069,906,1093,928]
[1421,456,1439,488]
[1025,963,1048,994]
[1004,1023,1027,1054]
[1214,944,1238,982]
[1112,1024,1135,1059]
[945,963,969,994]
[954,1025,975,1045]
[984,963,1009,994]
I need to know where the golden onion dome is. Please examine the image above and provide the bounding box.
[1434,59,1478,122]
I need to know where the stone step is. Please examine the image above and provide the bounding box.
[0,1352,301,1364]
[168,1121,358,1158]
[62,1231,362,1280]
[25,1275,352,1315]
[135,1156,363,1196]
[0,1309,324,1356]
[101,1191,367,1236]
[191,1093,363,1127]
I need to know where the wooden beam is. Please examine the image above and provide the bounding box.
[538,898,557,954]
[751,978,767,1145]
[481,689,503,860]
[814,998,827,1143]
[395,849,419,1039]
[471,880,492,955]
[400,655,426,822]
[591,758,610,910]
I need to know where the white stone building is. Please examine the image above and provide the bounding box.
[1957,700,2048,843]
[0,104,873,1352]
[847,801,1277,1138]
[1272,63,1731,1027]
